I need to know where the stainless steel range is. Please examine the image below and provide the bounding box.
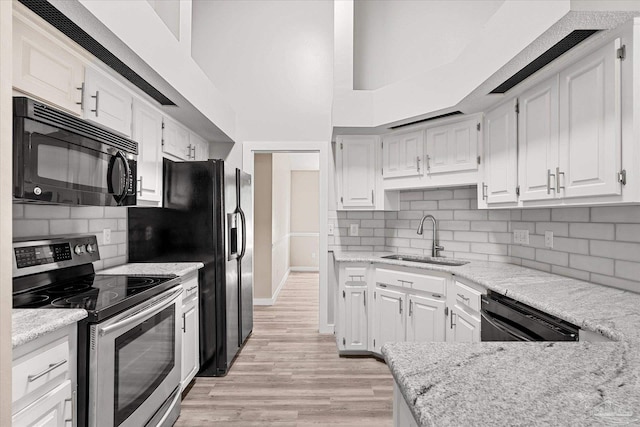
[12,235,183,427]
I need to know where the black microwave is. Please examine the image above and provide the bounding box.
[13,97,137,206]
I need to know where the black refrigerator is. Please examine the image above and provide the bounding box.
[128,159,253,376]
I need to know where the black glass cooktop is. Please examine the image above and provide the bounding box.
[13,274,178,321]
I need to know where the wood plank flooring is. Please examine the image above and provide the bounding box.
[175,272,394,426]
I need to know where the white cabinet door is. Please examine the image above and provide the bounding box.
[425,119,478,174]
[13,12,85,116]
[181,301,199,390]
[11,380,72,427]
[482,98,519,204]
[558,38,622,199]
[518,76,559,202]
[344,286,368,351]
[189,132,210,161]
[448,306,480,343]
[132,100,163,204]
[83,67,133,137]
[406,294,445,343]
[336,136,377,208]
[163,117,191,160]
[382,131,424,178]
[373,288,405,353]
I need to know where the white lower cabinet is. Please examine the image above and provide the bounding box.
[12,324,77,426]
[373,287,406,354]
[406,294,446,343]
[394,382,418,427]
[343,286,368,351]
[181,273,200,390]
[446,280,483,343]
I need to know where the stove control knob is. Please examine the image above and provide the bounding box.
[74,244,86,255]
[86,244,96,254]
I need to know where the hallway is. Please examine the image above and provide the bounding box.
[175,272,394,426]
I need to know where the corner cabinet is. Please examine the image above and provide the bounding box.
[446,280,482,343]
[425,118,479,175]
[335,136,399,211]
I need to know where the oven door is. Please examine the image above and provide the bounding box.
[16,119,136,206]
[89,286,182,427]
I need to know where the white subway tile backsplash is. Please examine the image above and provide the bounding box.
[104,207,127,218]
[13,220,49,237]
[24,205,70,219]
[551,207,590,222]
[13,204,24,218]
[569,223,615,240]
[347,211,373,220]
[49,219,89,235]
[70,206,105,218]
[330,187,640,293]
[570,254,614,276]
[88,219,119,232]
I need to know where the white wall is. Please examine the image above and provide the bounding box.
[191,0,334,145]
[354,0,504,90]
[290,170,320,270]
[271,154,292,296]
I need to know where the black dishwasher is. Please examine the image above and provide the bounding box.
[481,291,579,341]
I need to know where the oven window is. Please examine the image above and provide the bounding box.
[114,306,175,426]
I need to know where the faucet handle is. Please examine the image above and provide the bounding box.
[434,244,445,257]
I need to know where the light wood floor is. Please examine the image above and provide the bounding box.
[175,272,394,426]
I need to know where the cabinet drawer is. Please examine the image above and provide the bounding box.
[344,267,367,283]
[13,338,70,404]
[376,268,446,295]
[452,280,482,312]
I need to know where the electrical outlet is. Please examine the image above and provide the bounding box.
[103,228,111,245]
[522,230,529,245]
[349,223,359,237]
[545,231,554,248]
[327,223,335,236]
[513,230,520,244]
[513,230,530,245]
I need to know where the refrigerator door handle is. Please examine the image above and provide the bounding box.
[238,207,247,260]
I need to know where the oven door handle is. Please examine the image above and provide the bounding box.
[481,311,534,341]
[98,286,182,337]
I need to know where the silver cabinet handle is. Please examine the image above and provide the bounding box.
[187,285,198,292]
[426,155,431,172]
[182,312,186,333]
[409,299,413,317]
[76,82,84,109]
[363,291,366,307]
[399,299,403,314]
[457,293,470,302]
[556,167,565,193]
[482,182,488,201]
[186,144,192,159]
[90,90,99,117]
[378,283,387,288]
[371,190,374,205]
[450,312,456,329]
[28,359,67,382]
[137,177,143,196]
[416,156,421,173]
[192,145,197,160]
[547,169,556,194]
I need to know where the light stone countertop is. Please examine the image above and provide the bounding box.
[99,262,204,277]
[12,309,87,348]
[334,251,640,426]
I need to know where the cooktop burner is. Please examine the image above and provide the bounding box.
[13,274,177,320]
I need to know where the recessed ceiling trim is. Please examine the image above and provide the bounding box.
[18,0,176,106]
[389,111,463,130]
[490,29,600,94]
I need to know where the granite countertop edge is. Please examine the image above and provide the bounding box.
[12,309,88,349]
[98,262,205,277]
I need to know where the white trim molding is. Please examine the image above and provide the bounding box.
[290,267,320,272]
[254,268,290,306]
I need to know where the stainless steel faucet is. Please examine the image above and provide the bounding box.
[417,214,444,258]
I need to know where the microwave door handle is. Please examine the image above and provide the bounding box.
[107,151,131,204]
[481,312,534,341]
[98,287,182,336]
[238,207,246,260]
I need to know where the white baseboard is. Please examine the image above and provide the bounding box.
[290,266,319,272]
[319,323,335,334]
[253,268,290,306]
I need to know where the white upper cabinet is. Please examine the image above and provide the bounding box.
[132,100,163,204]
[336,136,377,209]
[481,98,519,205]
[189,132,210,161]
[163,117,191,160]
[382,131,424,178]
[13,10,84,116]
[518,76,560,202]
[425,118,479,174]
[83,67,133,137]
[558,38,622,199]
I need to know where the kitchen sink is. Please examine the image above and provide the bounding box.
[382,254,469,267]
